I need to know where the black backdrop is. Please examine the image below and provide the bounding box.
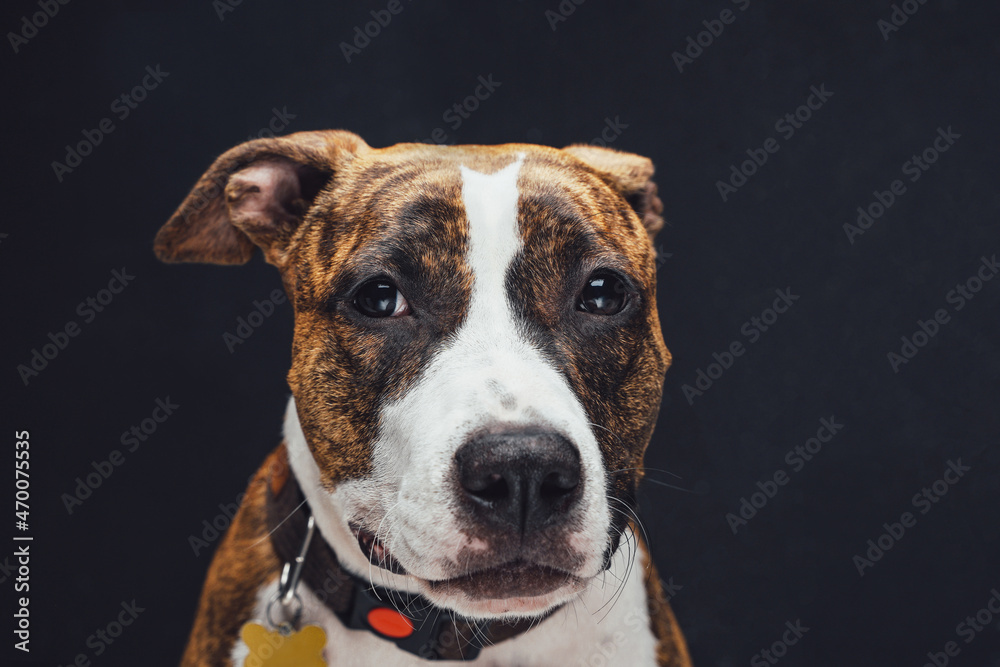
[4,1,1000,665]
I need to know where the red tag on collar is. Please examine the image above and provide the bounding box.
[366,607,415,638]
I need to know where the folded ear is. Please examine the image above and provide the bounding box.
[562,144,665,239]
[154,130,369,266]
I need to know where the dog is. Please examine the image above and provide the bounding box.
[156,130,691,666]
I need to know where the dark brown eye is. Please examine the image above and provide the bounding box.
[354,279,410,318]
[578,273,629,315]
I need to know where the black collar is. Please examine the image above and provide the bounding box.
[265,447,549,661]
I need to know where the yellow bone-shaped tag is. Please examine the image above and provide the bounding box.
[240,622,327,667]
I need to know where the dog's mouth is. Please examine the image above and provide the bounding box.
[427,560,580,600]
[354,526,406,575]
[351,524,582,603]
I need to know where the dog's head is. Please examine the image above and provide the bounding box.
[156,131,670,619]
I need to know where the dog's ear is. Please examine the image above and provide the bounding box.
[562,144,664,239]
[155,130,370,266]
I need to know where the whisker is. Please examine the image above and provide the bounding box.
[594,523,637,623]
[245,498,308,550]
[608,466,684,480]
[591,515,642,623]
[608,496,651,559]
[587,422,692,492]
[641,477,698,494]
[365,498,403,607]
[609,499,659,588]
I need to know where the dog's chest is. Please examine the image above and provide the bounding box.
[229,545,658,666]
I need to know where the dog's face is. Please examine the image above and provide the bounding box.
[157,131,670,619]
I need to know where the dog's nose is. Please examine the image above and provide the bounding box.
[455,430,582,535]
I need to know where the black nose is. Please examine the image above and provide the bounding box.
[455,430,582,535]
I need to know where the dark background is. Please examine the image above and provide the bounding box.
[4,0,1000,665]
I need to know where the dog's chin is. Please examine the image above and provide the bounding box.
[416,562,588,618]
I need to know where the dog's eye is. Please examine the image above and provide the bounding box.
[578,273,629,315]
[354,279,410,318]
